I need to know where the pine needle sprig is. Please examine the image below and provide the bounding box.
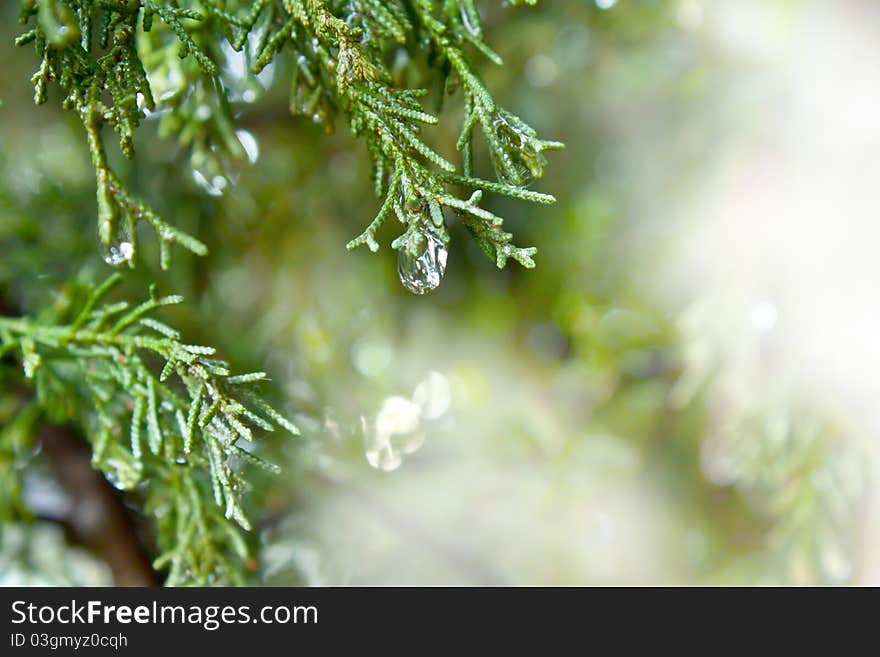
[0,274,298,584]
[16,1,222,269]
[16,0,562,271]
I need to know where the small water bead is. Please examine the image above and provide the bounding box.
[397,232,448,295]
[104,240,133,267]
[101,222,134,267]
[491,117,548,186]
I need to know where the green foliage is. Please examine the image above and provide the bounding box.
[15,0,562,270]
[16,0,211,268]
[0,274,298,584]
[2,0,868,588]
[1,522,112,585]
[5,0,562,585]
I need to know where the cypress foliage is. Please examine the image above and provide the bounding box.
[3,0,561,584]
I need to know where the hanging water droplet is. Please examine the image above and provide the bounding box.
[101,221,134,267]
[491,116,548,186]
[397,232,448,295]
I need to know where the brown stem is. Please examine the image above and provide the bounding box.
[37,425,159,586]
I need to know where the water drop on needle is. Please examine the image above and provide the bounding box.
[491,116,547,186]
[397,232,447,295]
[102,222,134,267]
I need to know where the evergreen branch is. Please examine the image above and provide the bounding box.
[306,0,562,266]
[16,1,562,271]
[16,0,219,269]
[0,277,299,585]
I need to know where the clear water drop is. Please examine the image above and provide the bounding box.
[102,222,134,267]
[397,232,447,295]
[491,116,548,186]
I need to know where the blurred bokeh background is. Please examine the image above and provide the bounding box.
[2,0,879,585]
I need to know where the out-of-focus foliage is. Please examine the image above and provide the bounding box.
[0,0,873,586]
[0,522,111,586]
[2,0,563,585]
[0,274,298,584]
